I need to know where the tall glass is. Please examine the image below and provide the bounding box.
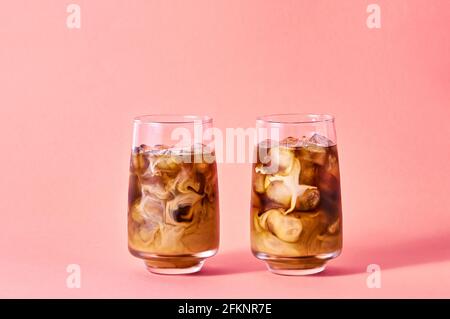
[128,115,219,274]
[250,114,342,275]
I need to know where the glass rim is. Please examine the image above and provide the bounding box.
[133,114,213,125]
[256,113,335,124]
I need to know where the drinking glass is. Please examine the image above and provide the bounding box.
[128,115,219,274]
[250,113,342,275]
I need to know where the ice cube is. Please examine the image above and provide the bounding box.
[299,139,328,166]
[266,181,291,208]
[138,224,159,242]
[299,159,318,185]
[131,152,149,173]
[307,133,334,147]
[141,175,172,200]
[262,209,303,243]
[141,144,170,157]
[149,152,182,174]
[142,196,164,221]
[279,136,301,148]
[255,144,295,176]
[325,150,340,179]
[134,144,153,153]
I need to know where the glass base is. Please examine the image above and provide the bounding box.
[266,263,325,275]
[129,247,217,275]
[144,258,205,275]
[255,251,339,276]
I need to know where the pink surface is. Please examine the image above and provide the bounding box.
[0,0,450,298]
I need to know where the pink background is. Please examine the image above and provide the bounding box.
[0,0,450,298]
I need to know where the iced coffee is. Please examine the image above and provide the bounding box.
[128,144,219,274]
[251,134,342,275]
